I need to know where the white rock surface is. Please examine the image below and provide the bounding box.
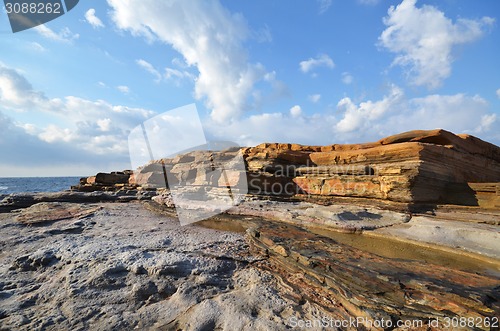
[0,202,334,331]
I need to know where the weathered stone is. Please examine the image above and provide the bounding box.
[172,154,196,164]
[242,129,500,205]
[246,221,500,328]
[130,172,167,188]
[15,202,101,225]
[74,129,499,208]
[468,182,500,209]
[86,176,97,185]
[94,172,130,185]
[0,191,154,212]
[218,170,246,187]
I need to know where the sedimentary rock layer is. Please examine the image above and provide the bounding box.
[73,129,500,207]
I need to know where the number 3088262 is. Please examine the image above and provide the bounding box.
[5,2,61,14]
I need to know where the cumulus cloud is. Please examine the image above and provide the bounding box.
[289,105,302,118]
[206,111,338,147]
[336,85,404,133]
[205,85,499,148]
[379,0,494,89]
[0,65,45,109]
[0,63,155,173]
[335,87,498,142]
[405,93,494,134]
[299,54,335,74]
[108,0,275,123]
[85,8,105,28]
[496,88,500,99]
[34,25,79,43]
[308,94,321,103]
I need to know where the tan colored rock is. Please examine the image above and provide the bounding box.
[15,202,101,225]
[86,176,96,185]
[218,170,246,187]
[468,182,500,209]
[76,129,500,207]
[242,129,500,205]
[130,172,167,188]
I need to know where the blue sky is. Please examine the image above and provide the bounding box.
[0,0,499,176]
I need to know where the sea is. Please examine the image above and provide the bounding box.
[0,177,82,195]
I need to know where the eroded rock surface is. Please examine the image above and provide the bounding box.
[14,202,101,225]
[0,191,156,212]
[246,222,500,330]
[0,202,336,331]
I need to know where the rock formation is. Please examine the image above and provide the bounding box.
[75,129,500,208]
[1,129,499,330]
[242,129,500,205]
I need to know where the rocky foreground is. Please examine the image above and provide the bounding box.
[1,129,499,330]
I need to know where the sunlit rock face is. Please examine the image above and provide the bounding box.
[74,129,500,208]
[242,129,500,205]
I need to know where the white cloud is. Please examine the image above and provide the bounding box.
[335,87,498,141]
[308,94,321,103]
[34,25,80,43]
[97,81,108,88]
[299,54,334,74]
[0,63,155,171]
[136,59,162,82]
[136,59,194,84]
[0,65,45,109]
[342,72,353,85]
[39,125,76,143]
[172,57,188,69]
[97,118,112,132]
[336,85,404,133]
[117,85,130,94]
[379,0,494,89]
[85,8,105,28]
[206,87,499,148]
[317,0,332,14]
[290,105,302,118]
[496,88,500,99]
[164,68,195,81]
[206,111,338,147]
[406,93,494,134]
[476,114,497,133]
[29,42,46,52]
[108,0,275,123]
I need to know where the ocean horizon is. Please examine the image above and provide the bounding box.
[0,177,82,195]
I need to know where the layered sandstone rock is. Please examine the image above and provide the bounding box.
[75,171,136,192]
[74,129,500,207]
[243,129,500,206]
[246,222,500,329]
